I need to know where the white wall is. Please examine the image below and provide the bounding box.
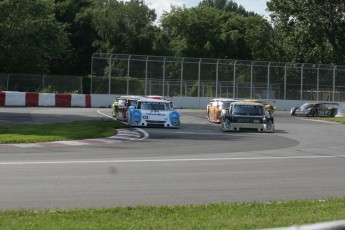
[93,95,344,112]
[90,94,120,108]
[2,91,344,117]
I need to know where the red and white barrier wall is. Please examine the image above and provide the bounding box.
[0,91,91,107]
[1,91,345,113]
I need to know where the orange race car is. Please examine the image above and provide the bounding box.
[206,98,239,123]
[243,99,276,115]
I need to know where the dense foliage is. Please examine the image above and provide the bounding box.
[0,0,344,75]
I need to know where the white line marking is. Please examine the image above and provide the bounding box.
[96,109,149,140]
[97,109,115,120]
[1,155,344,166]
[137,128,149,140]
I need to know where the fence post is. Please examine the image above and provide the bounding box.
[180,58,184,96]
[216,59,220,98]
[126,55,131,95]
[80,76,83,94]
[301,64,305,101]
[163,57,166,96]
[233,60,237,98]
[108,55,112,95]
[250,61,253,99]
[145,56,149,96]
[198,59,202,98]
[333,65,337,102]
[317,65,320,101]
[284,63,287,100]
[7,74,10,91]
[42,75,45,90]
[90,54,94,94]
[267,62,271,100]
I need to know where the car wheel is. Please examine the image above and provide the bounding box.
[310,110,317,117]
[331,108,337,117]
[221,122,226,132]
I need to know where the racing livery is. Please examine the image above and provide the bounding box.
[220,102,274,132]
[112,95,143,121]
[127,99,180,128]
[206,98,239,123]
[290,102,338,117]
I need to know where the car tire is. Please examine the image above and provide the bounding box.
[221,122,226,132]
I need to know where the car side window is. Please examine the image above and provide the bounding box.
[319,104,326,109]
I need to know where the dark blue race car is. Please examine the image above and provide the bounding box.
[290,102,338,117]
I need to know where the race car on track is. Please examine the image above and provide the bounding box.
[206,98,239,123]
[220,101,274,132]
[145,95,166,100]
[290,102,338,117]
[112,95,143,121]
[243,99,276,115]
[127,99,180,128]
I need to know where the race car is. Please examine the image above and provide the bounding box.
[145,95,166,100]
[220,101,274,132]
[127,99,180,128]
[112,95,143,121]
[243,99,276,115]
[206,98,239,123]
[290,102,338,117]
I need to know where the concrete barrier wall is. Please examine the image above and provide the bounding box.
[1,91,92,108]
[90,94,119,108]
[1,91,344,116]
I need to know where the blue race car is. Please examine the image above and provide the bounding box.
[127,99,180,128]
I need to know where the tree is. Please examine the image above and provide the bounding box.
[199,0,257,16]
[161,5,273,60]
[161,6,224,58]
[268,0,345,64]
[90,0,158,54]
[219,12,273,60]
[52,0,97,75]
[0,0,69,73]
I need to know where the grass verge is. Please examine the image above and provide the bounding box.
[317,117,345,124]
[0,120,129,144]
[1,198,345,229]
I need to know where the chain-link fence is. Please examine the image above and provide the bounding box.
[0,73,85,93]
[91,53,345,102]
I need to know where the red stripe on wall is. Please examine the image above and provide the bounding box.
[25,92,39,106]
[55,94,71,107]
[0,92,5,106]
[85,94,91,108]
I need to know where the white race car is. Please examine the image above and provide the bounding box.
[127,99,180,128]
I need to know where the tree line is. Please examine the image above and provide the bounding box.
[1,0,344,76]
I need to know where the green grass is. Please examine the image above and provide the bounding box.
[0,120,129,144]
[0,198,345,229]
[317,117,345,124]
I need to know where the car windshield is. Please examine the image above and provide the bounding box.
[220,102,232,109]
[232,105,264,116]
[300,103,316,109]
[141,102,169,111]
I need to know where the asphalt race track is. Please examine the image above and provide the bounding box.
[1,107,345,210]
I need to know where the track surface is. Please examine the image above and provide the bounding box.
[1,107,345,210]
